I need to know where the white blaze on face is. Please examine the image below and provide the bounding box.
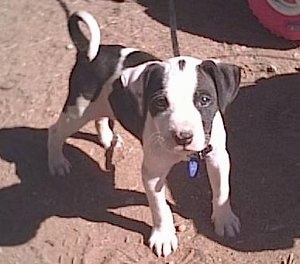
[163,57,206,151]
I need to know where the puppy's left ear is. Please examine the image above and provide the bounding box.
[200,60,241,113]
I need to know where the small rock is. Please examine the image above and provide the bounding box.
[176,224,187,232]
[266,65,277,73]
[66,44,74,50]
[138,236,143,244]
[240,45,247,51]
[295,66,300,72]
[293,52,300,59]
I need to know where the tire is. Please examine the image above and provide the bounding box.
[248,0,300,40]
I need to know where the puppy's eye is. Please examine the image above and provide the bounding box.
[200,95,211,107]
[154,96,169,109]
[194,92,212,108]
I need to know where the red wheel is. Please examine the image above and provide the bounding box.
[248,0,300,40]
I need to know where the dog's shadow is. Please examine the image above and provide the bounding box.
[0,127,149,246]
[135,0,298,50]
[169,72,300,251]
[0,73,300,253]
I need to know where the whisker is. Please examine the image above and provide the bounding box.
[144,131,175,156]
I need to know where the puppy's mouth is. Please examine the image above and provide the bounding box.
[175,144,207,151]
[174,145,194,152]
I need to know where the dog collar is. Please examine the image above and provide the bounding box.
[188,144,212,178]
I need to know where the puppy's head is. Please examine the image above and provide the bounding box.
[121,57,240,154]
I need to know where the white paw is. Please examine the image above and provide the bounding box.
[149,228,178,257]
[212,208,241,237]
[48,155,71,176]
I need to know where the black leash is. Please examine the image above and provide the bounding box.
[168,0,180,57]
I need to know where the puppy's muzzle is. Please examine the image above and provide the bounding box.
[172,130,193,146]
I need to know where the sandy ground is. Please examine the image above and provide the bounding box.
[0,0,300,263]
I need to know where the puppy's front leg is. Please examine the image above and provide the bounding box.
[142,159,178,257]
[206,149,240,237]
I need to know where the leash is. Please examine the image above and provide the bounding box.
[168,0,180,57]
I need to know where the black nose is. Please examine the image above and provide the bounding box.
[173,130,193,146]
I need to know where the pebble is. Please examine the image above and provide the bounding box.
[176,224,187,232]
[66,44,74,50]
[293,52,300,59]
[124,236,129,243]
[266,65,277,73]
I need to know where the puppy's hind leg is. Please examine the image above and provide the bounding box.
[95,117,124,171]
[48,110,90,176]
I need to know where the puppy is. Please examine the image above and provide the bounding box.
[48,11,241,257]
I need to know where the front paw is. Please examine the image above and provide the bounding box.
[212,205,241,237]
[149,228,178,257]
[48,155,71,176]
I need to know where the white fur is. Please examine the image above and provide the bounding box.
[163,57,206,152]
[75,11,101,61]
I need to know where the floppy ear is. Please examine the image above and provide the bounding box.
[120,63,165,117]
[200,60,241,113]
[109,63,164,139]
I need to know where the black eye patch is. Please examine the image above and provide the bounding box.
[193,89,218,140]
[149,91,169,116]
[193,91,213,109]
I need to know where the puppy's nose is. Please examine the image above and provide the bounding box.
[173,130,193,146]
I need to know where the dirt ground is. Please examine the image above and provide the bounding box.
[0,0,300,263]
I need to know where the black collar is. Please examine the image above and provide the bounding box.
[199,144,213,159]
[187,144,213,178]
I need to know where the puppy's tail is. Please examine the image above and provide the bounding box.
[68,11,101,61]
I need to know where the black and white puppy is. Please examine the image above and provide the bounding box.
[48,11,241,257]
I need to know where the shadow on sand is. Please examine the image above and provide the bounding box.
[0,128,149,245]
[0,73,299,253]
[169,72,300,251]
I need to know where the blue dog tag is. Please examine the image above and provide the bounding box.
[188,157,200,178]
[187,145,212,178]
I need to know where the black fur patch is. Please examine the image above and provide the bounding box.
[63,45,125,111]
[195,60,241,141]
[195,64,219,140]
[178,59,186,71]
[200,60,241,113]
[109,63,165,141]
